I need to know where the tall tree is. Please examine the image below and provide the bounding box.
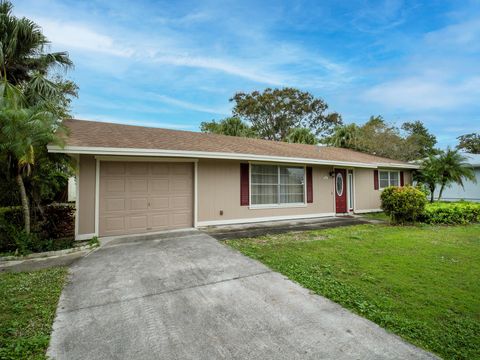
[0,1,72,84]
[401,121,438,159]
[358,116,404,158]
[456,133,480,154]
[200,117,256,137]
[0,85,65,233]
[435,148,476,201]
[231,88,342,141]
[324,117,438,161]
[285,128,318,145]
[0,1,76,233]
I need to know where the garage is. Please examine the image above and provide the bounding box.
[99,161,193,237]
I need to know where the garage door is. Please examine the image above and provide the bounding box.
[99,162,193,237]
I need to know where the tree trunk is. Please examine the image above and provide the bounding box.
[15,173,30,234]
[437,184,445,202]
[429,185,435,203]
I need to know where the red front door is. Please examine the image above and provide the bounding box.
[335,169,347,213]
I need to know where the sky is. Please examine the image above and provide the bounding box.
[14,0,480,148]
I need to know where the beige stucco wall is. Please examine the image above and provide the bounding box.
[197,159,334,223]
[354,168,381,211]
[78,154,96,235]
[354,168,413,212]
[74,154,414,232]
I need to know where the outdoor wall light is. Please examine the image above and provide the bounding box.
[329,171,335,177]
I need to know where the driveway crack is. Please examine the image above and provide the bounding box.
[58,270,273,314]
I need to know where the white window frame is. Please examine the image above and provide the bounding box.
[249,163,307,209]
[378,170,400,189]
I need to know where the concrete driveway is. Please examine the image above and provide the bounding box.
[48,230,436,360]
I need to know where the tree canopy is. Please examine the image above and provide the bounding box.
[456,133,480,154]
[200,117,257,138]
[415,148,476,202]
[324,116,438,161]
[0,0,76,233]
[285,127,318,145]
[230,87,342,141]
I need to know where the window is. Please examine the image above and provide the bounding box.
[379,170,400,189]
[336,173,344,196]
[251,164,305,206]
[348,172,354,210]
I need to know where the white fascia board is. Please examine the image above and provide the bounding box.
[47,145,419,169]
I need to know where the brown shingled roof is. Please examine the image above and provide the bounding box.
[54,119,413,167]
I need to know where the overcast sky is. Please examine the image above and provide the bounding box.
[15,0,480,148]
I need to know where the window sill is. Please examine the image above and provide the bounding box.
[249,203,308,210]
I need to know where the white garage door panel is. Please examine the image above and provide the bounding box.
[99,162,193,237]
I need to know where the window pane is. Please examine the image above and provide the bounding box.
[251,164,279,205]
[280,185,304,203]
[280,167,304,185]
[251,184,278,205]
[251,173,278,184]
[336,173,344,196]
[380,179,389,188]
[379,171,389,180]
[251,164,278,185]
[280,166,305,204]
[390,171,399,186]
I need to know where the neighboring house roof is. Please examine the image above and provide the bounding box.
[461,153,480,167]
[48,119,418,169]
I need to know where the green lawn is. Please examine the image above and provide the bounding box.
[0,267,67,359]
[361,211,390,222]
[226,224,480,360]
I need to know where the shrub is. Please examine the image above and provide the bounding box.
[421,202,480,225]
[40,203,75,240]
[414,183,430,199]
[0,203,75,254]
[0,207,24,253]
[381,186,427,224]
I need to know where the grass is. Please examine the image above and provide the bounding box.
[361,211,390,222]
[226,224,480,360]
[0,267,67,359]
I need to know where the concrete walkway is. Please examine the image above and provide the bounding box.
[48,230,436,360]
[204,215,371,240]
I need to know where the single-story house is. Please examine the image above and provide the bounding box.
[48,119,418,240]
[432,153,480,202]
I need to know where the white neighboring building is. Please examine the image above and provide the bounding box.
[433,153,480,202]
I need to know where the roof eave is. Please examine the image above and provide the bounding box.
[47,145,420,169]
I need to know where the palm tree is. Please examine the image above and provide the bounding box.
[436,148,476,201]
[325,124,359,148]
[416,155,441,203]
[286,127,318,145]
[0,83,64,233]
[0,1,72,85]
[0,1,75,233]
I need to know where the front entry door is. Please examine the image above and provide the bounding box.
[335,169,347,213]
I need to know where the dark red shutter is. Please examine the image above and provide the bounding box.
[374,170,379,190]
[240,163,249,206]
[306,167,313,203]
[400,171,404,186]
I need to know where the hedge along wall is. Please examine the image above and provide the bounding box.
[0,203,75,253]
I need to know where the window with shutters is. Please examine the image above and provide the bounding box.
[379,170,400,189]
[250,164,306,207]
